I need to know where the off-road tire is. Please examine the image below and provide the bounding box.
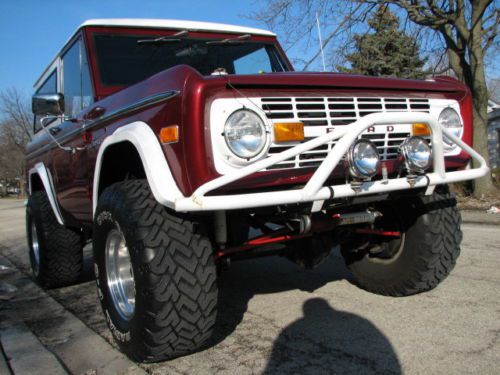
[26,191,83,288]
[341,187,462,297]
[93,180,218,362]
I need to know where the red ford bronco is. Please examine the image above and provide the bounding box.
[26,19,488,362]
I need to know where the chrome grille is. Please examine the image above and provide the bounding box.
[262,97,430,170]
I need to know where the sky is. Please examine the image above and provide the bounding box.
[0,1,497,97]
[0,0,272,94]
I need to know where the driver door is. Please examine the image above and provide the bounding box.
[51,36,94,223]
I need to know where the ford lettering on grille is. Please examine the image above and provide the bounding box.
[261,97,430,170]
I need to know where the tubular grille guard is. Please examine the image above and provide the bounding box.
[175,112,488,212]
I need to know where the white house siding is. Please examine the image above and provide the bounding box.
[488,109,500,169]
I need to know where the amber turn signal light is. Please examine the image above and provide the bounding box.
[273,122,304,143]
[159,125,179,144]
[412,123,431,137]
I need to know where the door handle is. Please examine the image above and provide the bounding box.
[49,126,62,135]
[85,106,106,120]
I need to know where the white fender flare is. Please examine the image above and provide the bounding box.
[93,121,184,215]
[28,162,65,225]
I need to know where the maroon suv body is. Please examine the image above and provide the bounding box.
[25,19,486,362]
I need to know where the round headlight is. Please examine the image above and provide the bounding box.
[400,136,432,173]
[438,107,462,147]
[348,139,380,179]
[224,109,267,159]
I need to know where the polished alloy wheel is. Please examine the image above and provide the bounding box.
[105,229,135,320]
[31,222,40,276]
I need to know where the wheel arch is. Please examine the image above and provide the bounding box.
[96,141,146,199]
[93,121,184,215]
[28,163,65,225]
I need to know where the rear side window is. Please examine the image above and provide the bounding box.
[33,71,57,133]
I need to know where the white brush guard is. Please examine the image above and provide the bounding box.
[175,112,489,212]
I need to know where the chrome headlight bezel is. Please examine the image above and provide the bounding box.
[438,107,463,149]
[223,109,268,160]
[400,136,432,173]
[347,139,380,179]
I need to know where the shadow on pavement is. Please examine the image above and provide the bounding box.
[212,251,351,346]
[81,244,95,282]
[262,298,401,375]
[212,254,401,374]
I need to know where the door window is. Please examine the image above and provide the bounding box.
[62,38,94,117]
[81,45,93,110]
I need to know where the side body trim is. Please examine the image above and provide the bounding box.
[27,90,180,160]
[93,121,184,215]
[28,163,65,225]
[87,90,180,127]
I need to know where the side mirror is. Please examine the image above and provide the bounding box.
[32,93,65,116]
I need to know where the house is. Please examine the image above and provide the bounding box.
[488,107,500,169]
[488,99,500,113]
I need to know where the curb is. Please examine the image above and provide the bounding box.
[0,322,69,375]
[460,210,500,226]
[0,255,147,375]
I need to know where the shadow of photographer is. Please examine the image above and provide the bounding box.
[212,251,349,344]
[262,297,401,375]
[212,254,401,374]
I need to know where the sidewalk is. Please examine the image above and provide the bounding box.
[0,322,68,375]
[0,255,147,375]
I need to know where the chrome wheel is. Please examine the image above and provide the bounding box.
[105,229,135,320]
[31,222,40,276]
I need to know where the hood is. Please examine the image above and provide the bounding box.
[207,71,466,94]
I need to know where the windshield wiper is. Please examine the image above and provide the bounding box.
[137,30,189,44]
[206,34,252,45]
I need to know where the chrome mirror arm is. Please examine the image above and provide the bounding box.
[39,115,85,153]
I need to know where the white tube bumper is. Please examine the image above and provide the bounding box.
[174,112,489,212]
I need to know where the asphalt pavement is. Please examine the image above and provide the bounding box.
[0,198,499,375]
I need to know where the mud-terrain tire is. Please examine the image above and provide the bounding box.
[26,191,83,288]
[341,187,462,297]
[93,180,218,362]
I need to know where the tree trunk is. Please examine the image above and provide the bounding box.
[471,94,495,197]
[17,175,26,199]
[467,16,496,198]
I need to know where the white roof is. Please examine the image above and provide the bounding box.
[80,19,275,36]
[35,19,275,89]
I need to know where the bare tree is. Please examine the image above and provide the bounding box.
[253,1,375,70]
[252,0,499,196]
[0,88,33,197]
[374,0,499,196]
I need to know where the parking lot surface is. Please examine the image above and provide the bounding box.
[1,198,499,374]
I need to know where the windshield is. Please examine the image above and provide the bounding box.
[93,33,289,87]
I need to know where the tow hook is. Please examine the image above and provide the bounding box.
[289,214,312,234]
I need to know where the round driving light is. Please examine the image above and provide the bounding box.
[400,136,432,173]
[438,107,462,147]
[348,139,380,179]
[224,109,267,159]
